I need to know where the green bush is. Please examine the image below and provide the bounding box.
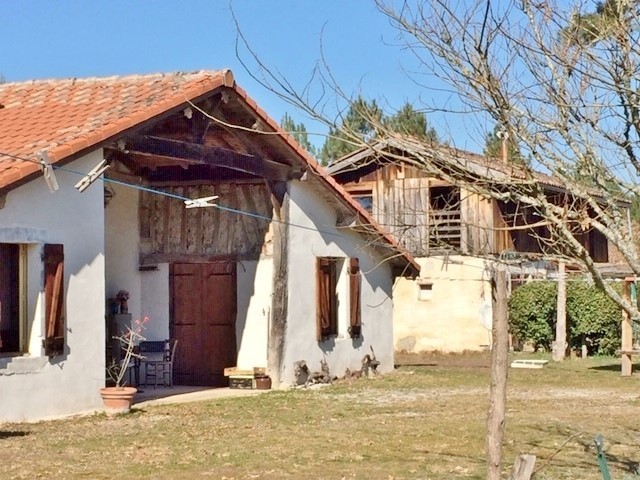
[508,280,622,355]
[508,281,557,351]
[567,282,621,356]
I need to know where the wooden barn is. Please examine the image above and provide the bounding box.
[329,137,610,353]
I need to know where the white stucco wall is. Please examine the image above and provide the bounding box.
[236,258,272,370]
[0,150,106,422]
[393,255,493,352]
[105,184,171,343]
[104,182,142,323]
[280,180,395,385]
[139,264,170,341]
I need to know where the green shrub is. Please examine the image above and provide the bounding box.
[508,280,622,355]
[508,281,557,351]
[567,282,621,356]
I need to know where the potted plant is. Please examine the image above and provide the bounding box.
[100,316,149,416]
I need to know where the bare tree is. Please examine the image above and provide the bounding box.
[374,0,640,312]
[243,0,638,310]
[233,1,640,476]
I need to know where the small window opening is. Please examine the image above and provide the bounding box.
[418,281,433,301]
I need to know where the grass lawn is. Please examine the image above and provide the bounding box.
[2,352,640,479]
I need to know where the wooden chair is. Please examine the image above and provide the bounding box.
[142,339,178,388]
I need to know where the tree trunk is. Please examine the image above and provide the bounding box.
[552,261,567,362]
[487,265,509,480]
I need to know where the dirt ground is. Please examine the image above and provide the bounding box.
[395,349,492,368]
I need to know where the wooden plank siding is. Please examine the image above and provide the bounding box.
[336,159,609,261]
[139,182,274,263]
[342,163,474,256]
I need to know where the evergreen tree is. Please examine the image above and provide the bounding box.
[384,102,438,143]
[563,0,628,45]
[320,96,382,164]
[483,125,523,162]
[280,113,318,159]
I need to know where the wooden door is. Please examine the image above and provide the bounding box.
[170,262,237,386]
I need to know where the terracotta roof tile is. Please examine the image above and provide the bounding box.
[0,70,232,190]
[0,70,419,276]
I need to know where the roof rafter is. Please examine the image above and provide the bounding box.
[117,135,302,181]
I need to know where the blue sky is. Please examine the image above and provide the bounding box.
[0,1,486,152]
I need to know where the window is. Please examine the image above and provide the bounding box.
[348,258,362,338]
[418,280,434,301]
[348,189,374,214]
[429,186,462,249]
[0,244,23,353]
[43,244,65,356]
[317,257,338,340]
[0,243,64,356]
[316,257,361,341]
[353,194,373,213]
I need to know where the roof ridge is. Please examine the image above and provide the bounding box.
[0,69,229,87]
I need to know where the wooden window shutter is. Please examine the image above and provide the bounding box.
[44,244,65,356]
[348,258,362,338]
[316,258,337,341]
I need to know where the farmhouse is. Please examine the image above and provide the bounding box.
[329,136,611,353]
[0,71,418,422]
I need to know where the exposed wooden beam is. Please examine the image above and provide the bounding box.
[140,252,261,266]
[122,135,301,181]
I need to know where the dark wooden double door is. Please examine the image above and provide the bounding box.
[170,262,237,386]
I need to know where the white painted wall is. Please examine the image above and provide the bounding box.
[104,182,142,322]
[139,264,170,341]
[104,184,174,344]
[280,180,394,385]
[236,258,272,370]
[0,150,106,422]
[393,255,493,352]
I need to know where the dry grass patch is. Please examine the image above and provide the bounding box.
[1,353,639,479]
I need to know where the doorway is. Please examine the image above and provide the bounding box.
[170,262,237,386]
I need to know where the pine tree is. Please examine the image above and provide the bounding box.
[320,96,383,164]
[280,113,318,159]
[483,125,523,162]
[384,102,438,143]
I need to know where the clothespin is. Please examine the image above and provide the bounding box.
[74,159,110,193]
[184,195,219,209]
[36,150,59,193]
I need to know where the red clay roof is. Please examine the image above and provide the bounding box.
[232,83,420,276]
[0,70,234,190]
[0,70,419,276]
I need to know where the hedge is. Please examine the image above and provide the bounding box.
[508,280,622,355]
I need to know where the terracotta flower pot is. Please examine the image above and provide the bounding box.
[99,386,137,416]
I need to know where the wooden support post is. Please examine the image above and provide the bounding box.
[267,181,290,386]
[621,279,633,377]
[487,265,509,480]
[552,261,567,361]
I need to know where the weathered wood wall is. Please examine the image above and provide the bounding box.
[341,163,495,256]
[139,182,274,262]
[337,160,609,261]
[461,188,495,254]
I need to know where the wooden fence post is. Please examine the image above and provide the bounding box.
[621,279,633,377]
[487,265,509,480]
[552,261,567,361]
